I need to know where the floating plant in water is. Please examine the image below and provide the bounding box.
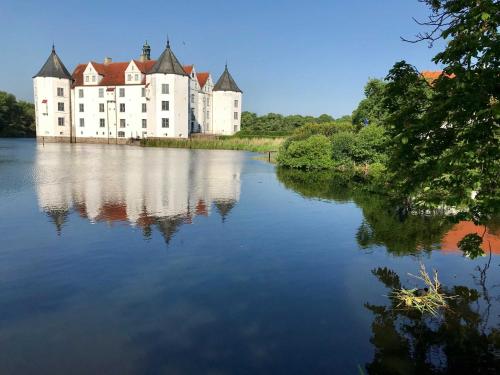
[391,263,455,316]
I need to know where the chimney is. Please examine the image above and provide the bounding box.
[104,57,112,65]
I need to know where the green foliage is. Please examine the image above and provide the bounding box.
[352,79,388,127]
[277,135,333,170]
[331,131,357,166]
[0,91,35,137]
[384,0,500,226]
[458,233,485,259]
[353,125,389,164]
[240,111,341,136]
[292,121,355,140]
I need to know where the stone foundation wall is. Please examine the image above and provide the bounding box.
[37,136,135,145]
[37,136,71,143]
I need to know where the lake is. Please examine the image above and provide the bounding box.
[0,138,498,374]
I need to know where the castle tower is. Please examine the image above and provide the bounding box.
[33,45,73,142]
[212,64,242,135]
[141,41,151,61]
[146,39,190,138]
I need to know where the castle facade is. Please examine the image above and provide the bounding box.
[33,41,242,143]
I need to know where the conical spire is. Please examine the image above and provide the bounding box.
[213,65,242,93]
[33,45,72,79]
[148,39,187,76]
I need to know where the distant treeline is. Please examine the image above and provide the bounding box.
[0,91,35,137]
[239,112,352,137]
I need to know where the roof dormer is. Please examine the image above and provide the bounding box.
[83,62,103,85]
[125,60,143,84]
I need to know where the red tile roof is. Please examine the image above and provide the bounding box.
[134,60,156,73]
[183,65,194,75]
[72,60,211,87]
[99,62,130,86]
[197,72,210,88]
[421,70,455,83]
[72,64,87,86]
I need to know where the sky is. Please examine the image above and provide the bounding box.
[0,0,445,118]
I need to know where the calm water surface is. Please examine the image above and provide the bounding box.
[0,139,498,374]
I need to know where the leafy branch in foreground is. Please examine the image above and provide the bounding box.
[384,0,499,227]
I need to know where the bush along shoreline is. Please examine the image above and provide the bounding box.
[277,120,390,194]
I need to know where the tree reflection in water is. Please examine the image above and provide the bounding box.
[365,262,500,374]
[276,168,500,374]
[276,168,454,255]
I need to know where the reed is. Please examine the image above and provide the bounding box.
[391,263,453,316]
[141,136,284,153]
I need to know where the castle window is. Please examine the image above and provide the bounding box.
[79,118,85,127]
[99,118,105,127]
[92,75,96,82]
[57,87,64,97]
[234,100,238,108]
[58,117,65,126]
[119,88,125,97]
[79,104,84,112]
[142,103,147,113]
[191,94,194,102]
[135,74,139,81]
[207,98,210,107]
[57,102,64,111]
[161,118,169,128]
[120,103,125,112]
[79,89,84,98]
[141,88,146,97]
[99,103,104,112]
[99,88,104,98]
[118,131,125,138]
[85,76,89,82]
[120,119,126,128]
[234,125,238,132]
[161,84,169,94]
[127,74,132,82]
[142,119,147,128]
[234,112,238,120]
[161,101,169,111]
[207,110,210,119]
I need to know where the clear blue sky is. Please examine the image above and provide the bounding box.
[0,0,444,117]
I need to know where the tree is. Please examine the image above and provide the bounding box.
[0,91,35,137]
[352,79,388,127]
[384,0,499,228]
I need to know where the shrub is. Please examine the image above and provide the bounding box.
[277,135,333,170]
[353,125,388,163]
[292,121,355,140]
[331,131,357,165]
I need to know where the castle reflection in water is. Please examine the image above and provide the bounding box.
[34,144,244,243]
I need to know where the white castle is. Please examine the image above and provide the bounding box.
[33,41,243,143]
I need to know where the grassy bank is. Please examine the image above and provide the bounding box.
[141,136,284,153]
